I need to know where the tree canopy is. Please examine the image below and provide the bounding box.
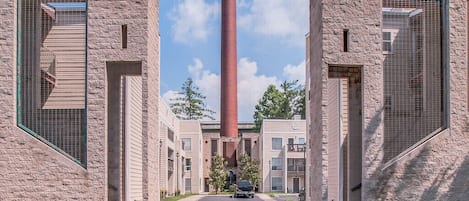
[170,78,215,120]
[209,154,228,194]
[238,153,260,188]
[253,80,305,130]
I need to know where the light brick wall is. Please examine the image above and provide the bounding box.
[308,0,469,200]
[0,0,160,200]
[375,1,469,200]
[0,0,102,200]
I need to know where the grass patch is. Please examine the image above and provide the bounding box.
[162,193,196,201]
[267,192,289,198]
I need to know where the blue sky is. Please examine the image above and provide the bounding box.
[160,0,308,121]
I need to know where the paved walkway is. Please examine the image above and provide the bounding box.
[178,194,276,201]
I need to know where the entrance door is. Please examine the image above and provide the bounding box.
[293,178,300,193]
[204,178,210,192]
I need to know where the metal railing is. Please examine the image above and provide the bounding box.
[287,144,306,152]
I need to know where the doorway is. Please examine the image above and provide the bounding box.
[106,62,142,201]
[293,178,300,193]
[204,178,210,192]
[327,66,362,201]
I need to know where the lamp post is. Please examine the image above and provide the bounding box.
[176,152,179,195]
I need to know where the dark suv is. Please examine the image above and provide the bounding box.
[234,180,255,198]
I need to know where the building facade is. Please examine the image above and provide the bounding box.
[0,0,160,200]
[259,119,306,193]
[307,0,469,200]
[180,120,205,194]
[201,122,260,192]
[159,98,187,197]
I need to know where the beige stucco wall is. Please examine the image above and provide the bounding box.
[180,120,204,194]
[260,119,306,193]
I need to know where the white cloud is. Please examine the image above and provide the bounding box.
[163,58,306,121]
[169,0,219,44]
[283,60,306,84]
[162,90,181,104]
[237,58,279,120]
[238,0,308,46]
[187,58,221,120]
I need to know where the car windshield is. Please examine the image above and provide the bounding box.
[237,181,251,187]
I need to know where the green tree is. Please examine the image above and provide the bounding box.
[209,155,227,194]
[170,78,215,120]
[253,80,305,130]
[238,153,260,189]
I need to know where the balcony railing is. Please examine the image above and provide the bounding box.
[287,144,306,152]
[287,165,305,172]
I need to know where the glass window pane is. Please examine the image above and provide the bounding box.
[272,138,282,150]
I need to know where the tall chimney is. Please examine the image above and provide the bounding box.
[220,0,238,167]
[220,0,238,139]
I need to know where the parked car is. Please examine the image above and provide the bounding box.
[234,180,255,198]
[298,189,305,201]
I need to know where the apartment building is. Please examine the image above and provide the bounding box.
[159,98,186,196]
[180,120,204,194]
[201,122,260,192]
[259,118,306,193]
[307,0,469,200]
[0,0,161,200]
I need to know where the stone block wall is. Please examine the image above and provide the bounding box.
[0,0,102,200]
[374,1,469,200]
[308,0,469,200]
[0,0,160,200]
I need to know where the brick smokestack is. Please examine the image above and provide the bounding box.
[220,0,238,167]
[220,0,238,139]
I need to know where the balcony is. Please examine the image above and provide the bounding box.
[287,158,305,175]
[287,144,306,152]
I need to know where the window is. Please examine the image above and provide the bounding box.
[288,138,294,145]
[271,158,282,170]
[168,128,174,142]
[384,95,392,110]
[272,177,283,191]
[244,139,252,156]
[185,178,191,192]
[299,138,305,145]
[211,139,218,156]
[181,138,191,151]
[121,24,127,48]
[383,30,394,54]
[272,138,282,150]
[185,158,191,171]
[343,29,349,52]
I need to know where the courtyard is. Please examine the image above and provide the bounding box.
[177,194,299,201]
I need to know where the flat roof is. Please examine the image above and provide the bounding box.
[48,2,86,12]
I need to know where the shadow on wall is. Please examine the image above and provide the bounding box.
[434,155,469,201]
[372,134,469,200]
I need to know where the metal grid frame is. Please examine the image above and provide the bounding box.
[382,0,448,165]
[17,0,88,167]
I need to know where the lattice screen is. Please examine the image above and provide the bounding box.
[382,0,445,163]
[18,0,87,164]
